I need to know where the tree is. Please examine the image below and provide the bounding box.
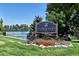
[4,24,29,31]
[20,24,28,31]
[4,25,9,31]
[15,24,19,30]
[30,16,42,32]
[0,18,3,31]
[34,16,42,23]
[46,3,79,35]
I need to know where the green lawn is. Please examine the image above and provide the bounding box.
[0,35,79,56]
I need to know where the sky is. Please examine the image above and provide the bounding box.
[0,3,47,26]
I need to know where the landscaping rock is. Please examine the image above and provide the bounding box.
[39,45,46,48]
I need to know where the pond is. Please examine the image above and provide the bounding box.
[6,31,28,39]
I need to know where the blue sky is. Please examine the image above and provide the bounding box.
[0,3,47,25]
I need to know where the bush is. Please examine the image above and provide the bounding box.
[3,32,6,36]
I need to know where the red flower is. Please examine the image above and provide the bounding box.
[36,40,55,46]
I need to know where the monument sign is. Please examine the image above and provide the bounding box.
[35,22,58,38]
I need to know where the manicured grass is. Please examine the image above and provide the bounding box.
[0,35,79,56]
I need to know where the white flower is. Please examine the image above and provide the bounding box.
[39,45,46,48]
[54,45,58,47]
[62,45,68,48]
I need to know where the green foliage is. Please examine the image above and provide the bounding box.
[0,18,3,32]
[30,16,42,32]
[46,3,79,35]
[46,11,66,27]
[4,24,29,31]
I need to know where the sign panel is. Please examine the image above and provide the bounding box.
[35,22,58,38]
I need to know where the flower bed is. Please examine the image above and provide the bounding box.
[26,40,73,48]
[36,40,55,46]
